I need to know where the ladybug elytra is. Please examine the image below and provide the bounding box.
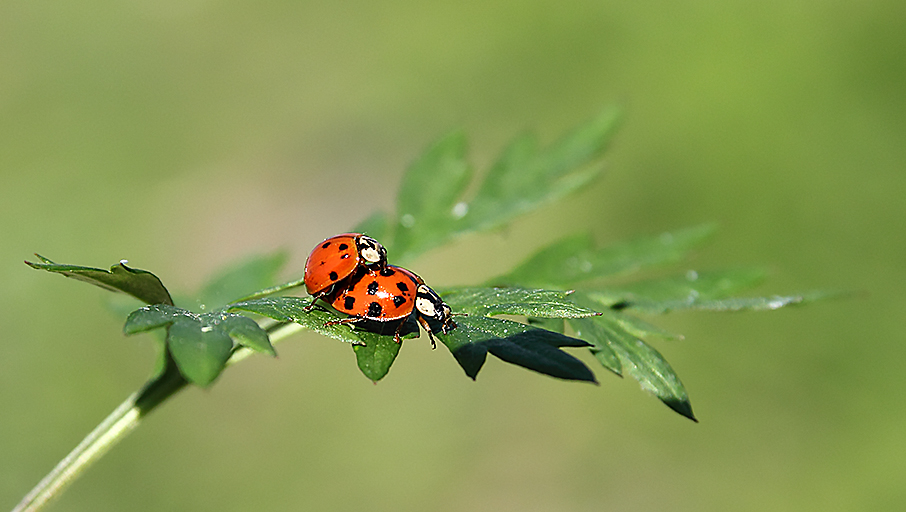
[303,233,387,300]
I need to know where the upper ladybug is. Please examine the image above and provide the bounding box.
[304,233,387,299]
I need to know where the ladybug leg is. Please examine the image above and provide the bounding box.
[303,296,319,312]
[415,316,438,349]
[324,316,364,328]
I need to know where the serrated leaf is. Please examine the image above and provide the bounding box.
[568,314,695,421]
[487,232,593,287]
[392,131,472,261]
[167,318,233,387]
[441,287,601,318]
[124,304,275,385]
[124,304,187,334]
[458,109,620,237]
[441,316,595,382]
[229,297,370,344]
[493,224,717,288]
[626,294,811,313]
[219,315,275,357]
[228,296,415,380]
[583,268,824,314]
[608,310,683,341]
[365,108,619,264]
[585,268,766,312]
[26,255,173,305]
[567,317,622,375]
[195,251,289,310]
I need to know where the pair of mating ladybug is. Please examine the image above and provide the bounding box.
[303,233,456,346]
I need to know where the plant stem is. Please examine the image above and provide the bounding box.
[12,321,303,512]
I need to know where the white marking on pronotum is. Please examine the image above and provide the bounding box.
[360,247,380,263]
[416,297,436,316]
[358,236,384,263]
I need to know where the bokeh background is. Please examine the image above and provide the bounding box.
[2,1,904,511]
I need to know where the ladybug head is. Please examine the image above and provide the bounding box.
[415,284,456,334]
[356,235,387,266]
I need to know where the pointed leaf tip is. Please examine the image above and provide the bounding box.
[27,255,174,305]
[442,316,597,383]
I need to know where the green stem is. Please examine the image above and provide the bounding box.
[12,321,302,512]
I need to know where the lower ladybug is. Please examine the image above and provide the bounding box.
[304,233,387,301]
[324,265,456,347]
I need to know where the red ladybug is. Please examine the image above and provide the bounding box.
[325,265,456,347]
[304,233,387,300]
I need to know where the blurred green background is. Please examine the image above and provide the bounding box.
[2,1,904,511]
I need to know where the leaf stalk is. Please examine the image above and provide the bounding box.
[12,321,301,512]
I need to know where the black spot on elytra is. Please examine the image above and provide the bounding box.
[338,243,349,251]
[329,271,338,281]
[341,254,350,259]
[366,281,379,295]
[396,281,409,293]
[379,267,395,277]
[367,301,383,317]
[321,242,331,249]
[343,296,356,310]
[392,296,406,307]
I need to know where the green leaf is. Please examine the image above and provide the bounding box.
[369,108,619,264]
[608,310,683,341]
[567,316,622,375]
[585,268,766,311]
[229,297,373,345]
[568,313,695,421]
[626,294,812,313]
[219,315,275,356]
[492,224,717,288]
[228,297,417,381]
[26,255,173,305]
[352,333,404,382]
[581,268,825,314]
[123,304,186,334]
[441,316,596,383]
[460,109,621,235]
[195,251,289,310]
[392,131,472,261]
[124,304,275,386]
[167,318,233,387]
[441,287,601,318]
[231,287,606,382]
[352,211,391,242]
[527,317,565,334]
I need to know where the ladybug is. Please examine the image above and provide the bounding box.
[324,265,456,347]
[304,233,387,301]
